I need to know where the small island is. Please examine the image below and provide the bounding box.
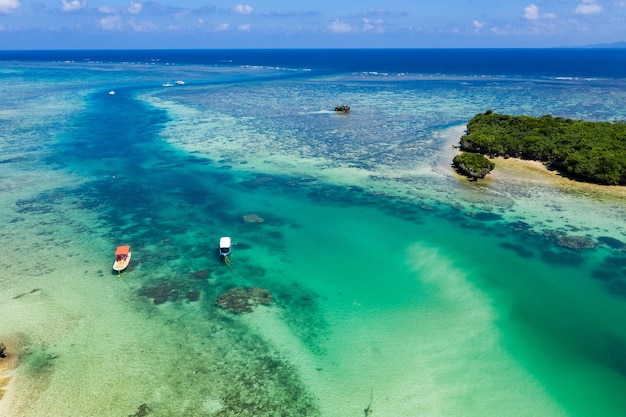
[457,110,626,185]
[452,152,495,180]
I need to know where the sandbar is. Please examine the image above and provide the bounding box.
[0,336,21,402]
[488,156,626,201]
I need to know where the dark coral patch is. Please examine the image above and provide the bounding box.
[540,249,584,267]
[186,291,200,302]
[556,235,596,250]
[591,269,614,282]
[598,236,626,249]
[137,282,178,305]
[542,230,596,250]
[499,242,534,258]
[466,211,502,221]
[604,256,626,268]
[192,269,209,279]
[215,286,273,313]
[128,403,151,417]
[606,280,626,298]
[137,279,203,305]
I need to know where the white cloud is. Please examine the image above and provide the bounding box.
[97,2,142,16]
[129,18,157,32]
[62,0,86,12]
[237,24,250,31]
[173,9,190,19]
[99,15,123,30]
[362,18,384,33]
[329,19,352,33]
[98,6,116,14]
[234,4,253,15]
[523,3,558,21]
[473,20,485,30]
[215,23,229,32]
[524,4,540,20]
[490,27,509,36]
[0,0,20,14]
[574,0,603,15]
[128,1,142,15]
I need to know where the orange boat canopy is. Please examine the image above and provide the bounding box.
[116,245,131,255]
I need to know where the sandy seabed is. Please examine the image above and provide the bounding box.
[489,157,626,200]
[0,337,20,401]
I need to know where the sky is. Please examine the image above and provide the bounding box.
[0,0,625,49]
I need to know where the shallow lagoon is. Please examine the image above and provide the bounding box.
[1,51,626,416]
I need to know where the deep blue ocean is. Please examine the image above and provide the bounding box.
[2,48,626,78]
[1,49,626,417]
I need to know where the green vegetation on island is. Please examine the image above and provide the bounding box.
[458,110,626,185]
[452,152,495,180]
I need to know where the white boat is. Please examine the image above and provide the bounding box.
[108,90,116,95]
[162,82,173,87]
[219,237,232,259]
[175,80,185,85]
[113,245,132,272]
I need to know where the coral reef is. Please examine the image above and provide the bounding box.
[556,234,596,250]
[138,279,202,305]
[129,403,151,417]
[138,282,177,305]
[543,230,596,250]
[598,236,626,250]
[243,214,264,223]
[192,269,209,279]
[186,290,200,302]
[215,286,273,313]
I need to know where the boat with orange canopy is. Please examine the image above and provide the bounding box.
[113,245,132,272]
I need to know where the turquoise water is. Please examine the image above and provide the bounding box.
[1,51,626,416]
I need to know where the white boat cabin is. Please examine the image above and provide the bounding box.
[219,236,232,257]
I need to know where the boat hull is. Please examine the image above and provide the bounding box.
[113,252,132,272]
